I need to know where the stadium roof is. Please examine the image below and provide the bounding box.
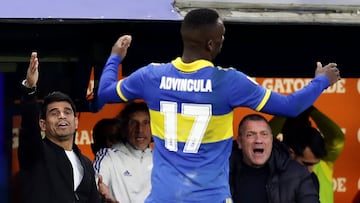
[1,0,360,24]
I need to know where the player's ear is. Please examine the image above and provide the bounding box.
[206,39,213,52]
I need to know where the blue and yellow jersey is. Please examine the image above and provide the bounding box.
[98,55,331,203]
[115,57,267,202]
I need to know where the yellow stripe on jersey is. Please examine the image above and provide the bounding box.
[255,89,271,111]
[150,109,234,143]
[225,198,233,203]
[116,79,128,102]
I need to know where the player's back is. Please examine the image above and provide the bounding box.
[122,57,266,202]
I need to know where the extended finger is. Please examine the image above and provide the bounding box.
[32,59,39,71]
[316,62,323,69]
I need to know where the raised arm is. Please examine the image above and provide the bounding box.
[314,62,340,86]
[18,52,42,169]
[309,106,345,163]
[25,52,39,89]
[268,116,287,137]
[96,35,132,111]
[261,62,341,117]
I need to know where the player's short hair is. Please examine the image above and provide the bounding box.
[181,8,220,30]
[238,114,270,136]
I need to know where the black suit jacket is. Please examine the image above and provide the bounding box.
[18,92,100,203]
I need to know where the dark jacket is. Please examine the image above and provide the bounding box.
[229,140,319,203]
[18,92,100,203]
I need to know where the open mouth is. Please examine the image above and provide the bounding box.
[136,137,145,141]
[58,122,69,128]
[253,148,264,153]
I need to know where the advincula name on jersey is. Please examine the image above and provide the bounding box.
[159,76,213,92]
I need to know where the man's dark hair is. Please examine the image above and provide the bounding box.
[40,91,77,119]
[182,8,220,30]
[282,126,327,159]
[238,114,269,136]
[91,118,122,155]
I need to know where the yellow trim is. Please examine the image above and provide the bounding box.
[116,79,128,102]
[255,89,271,111]
[171,57,214,72]
[150,109,234,143]
[225,198,233,203]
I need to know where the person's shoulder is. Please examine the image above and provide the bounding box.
[213,65,238,73]
[213,66,252,82]
[95,146,120,158]
[287,159,306,168]
[104,142,127,155]
[112,142,125,149]
[286,159,310,176]
[145,61,171,69]
[135,61,171,74]
[149,61,169,66]
[276,159,312,187]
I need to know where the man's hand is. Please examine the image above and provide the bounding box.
[25,52,39,88]
[111,35,132,59]
[97,174,119,203]
[314,62,341,86]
